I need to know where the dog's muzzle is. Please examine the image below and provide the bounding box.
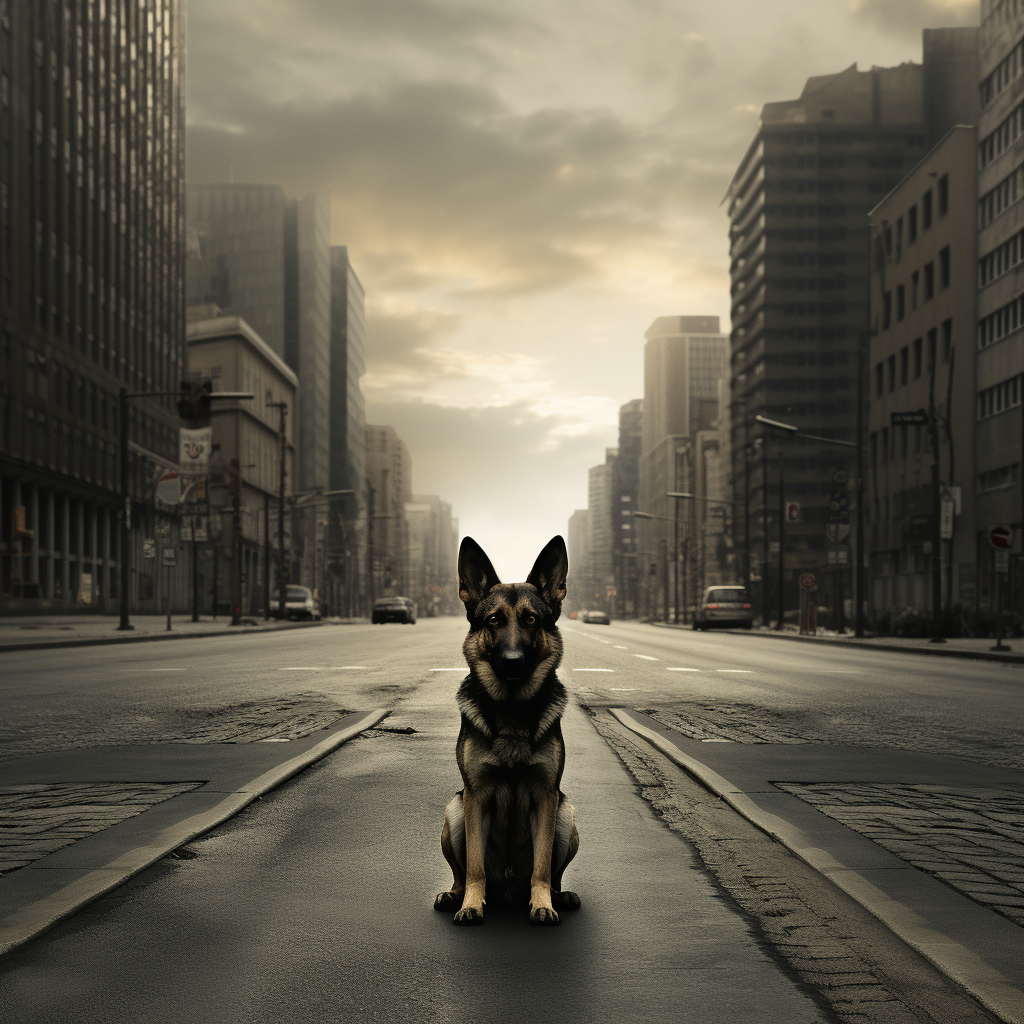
[497,650,528,680]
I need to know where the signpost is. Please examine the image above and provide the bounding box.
[891,410,928,426]
[989,525,1013,652]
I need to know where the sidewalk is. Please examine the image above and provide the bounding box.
[652,620,1024,665]
[0,708,387,958]
[613,708,1024,1024]
[0,614,369,653]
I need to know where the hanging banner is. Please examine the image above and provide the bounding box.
[179,427,213,476]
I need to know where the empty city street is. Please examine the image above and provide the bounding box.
[1,621,1021,1022]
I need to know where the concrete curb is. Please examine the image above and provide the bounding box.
[0,618,332,654]
[649,620,1024,665]
[610,707,1024,1024]
[0,708,387,961]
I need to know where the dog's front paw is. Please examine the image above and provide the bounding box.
[552,890,581,911]
[453,905,485,925]
[434,891,462,912]
[529,905,560,926]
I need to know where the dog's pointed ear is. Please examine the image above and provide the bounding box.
[527,535,568,616]
[458,537,501,620]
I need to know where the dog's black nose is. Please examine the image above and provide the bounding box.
[500,651,526,674]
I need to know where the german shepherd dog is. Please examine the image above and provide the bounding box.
[434,535,580,926]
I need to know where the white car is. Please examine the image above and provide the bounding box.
[692,586,754,630]
[278,585,319,620]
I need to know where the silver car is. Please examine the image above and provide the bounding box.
[693,586,754,630]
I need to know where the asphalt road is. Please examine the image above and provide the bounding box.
[1,617,1021,1023]
[0,618,832,1024]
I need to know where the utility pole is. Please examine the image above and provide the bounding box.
[263,492,271,620]
[268,400,288,620]
[366,483,376,613]
[118,387,132,630]
[229,457,242,625]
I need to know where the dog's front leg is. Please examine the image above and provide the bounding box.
[454,786,488,925]
[528,787,560,925]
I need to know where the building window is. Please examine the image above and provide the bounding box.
[927,328,937,372]
[913,337,922,379]
[924,262,934,300]
[899,347,908,387]
[911,270,919,310]
[977,373,1023,421]
[939,246,950,290]
[977,464,1020,493]
[875,362,884,398]
[908,204,918,243]
[887,354,896,393]
[942,319,952,363]
[896,285,905,321]
[922,189,933,230]
[938,173,949,216]
[882,291,892,329]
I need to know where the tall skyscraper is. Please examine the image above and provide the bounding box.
[185,184,333,494]
[613,399,643,616]
[638,316,728,619]
[1,0,185,612]
[725,35,976,620]
[328,245,367,613]
[976,3,1024,614]
[365,424,412,598]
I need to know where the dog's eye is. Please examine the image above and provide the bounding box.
[523,613,537,626]
[486,614,501,627]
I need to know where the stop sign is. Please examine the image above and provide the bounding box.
[989,524,1013,549]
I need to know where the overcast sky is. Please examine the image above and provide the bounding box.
[186,0,979,579]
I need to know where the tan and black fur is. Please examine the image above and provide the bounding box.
[434,535,580,926]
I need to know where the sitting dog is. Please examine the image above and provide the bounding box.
[434,535,580,926]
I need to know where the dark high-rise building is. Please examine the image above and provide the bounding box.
[725,35,976,621]
[328,245,367,614]
[612,399,642,616]
[1,0,186,612]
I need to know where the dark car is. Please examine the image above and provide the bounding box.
[692,586,753,630]
[372,596,417,624]
[581,609,610,625]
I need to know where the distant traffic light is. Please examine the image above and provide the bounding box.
[177,379,213,424]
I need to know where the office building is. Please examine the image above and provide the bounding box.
[186,314,297,616]
[366,424,412,599]
[638,315,728,619]
[867,126,978,619]
[405,495,459,616]
[725,34,977,623]
[1,0,186,612]
[976,2,1024,613]
[566,509,591,613]
[612,399,642,616]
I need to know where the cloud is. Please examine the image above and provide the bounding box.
[847,0,979,35]
[364,397,614,576]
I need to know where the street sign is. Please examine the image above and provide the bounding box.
[827,521,851,544]
[142,539,156,559]
[995,550,1010,573]
[989,524,1013,549]
[831,469,850,486]
[155,520,171,535]
[891,410,928,426]
[799,573,816,590]
[162,547,176,567]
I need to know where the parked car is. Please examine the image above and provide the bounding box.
[581,609,610,625]
[372,596,417,624]
[692,586,753,630]
[274,585,320,621]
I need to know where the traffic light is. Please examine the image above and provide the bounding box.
[177,380,213,424]
[786,501,800,522]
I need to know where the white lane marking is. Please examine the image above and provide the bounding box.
[613,645,628,649]
[634,655,659,661]
[430,668,464,672]
[716,669,753,673]
[596,639,611,644]
[573,668,614,672]
[667,668,700,672]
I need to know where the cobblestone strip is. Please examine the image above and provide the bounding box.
[0,782,204,874]
[778,783,1024,927]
